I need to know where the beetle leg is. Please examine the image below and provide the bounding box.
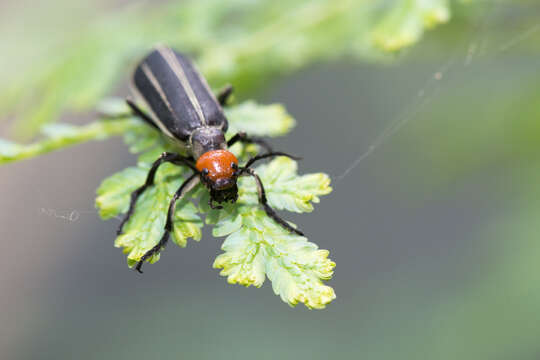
[227,132,274,153]
[243,168,304,236]
[135,174,200,273]
[117,152,197,236]
[125,98,160,130]
[241,151,301,171]
[217,84,234,106]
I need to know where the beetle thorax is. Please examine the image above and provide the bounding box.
[196,149,239,190]
[190,127,227,159]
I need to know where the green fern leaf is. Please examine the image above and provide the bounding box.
[210,205,335,309]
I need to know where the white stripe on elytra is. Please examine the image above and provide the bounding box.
[156,45,207,126]
[140,64,177,139]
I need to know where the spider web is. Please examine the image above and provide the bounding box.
[334,0,535,183]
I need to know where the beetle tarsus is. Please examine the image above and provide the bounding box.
[135,230,170,273]
[135,264,144,274]
[217,84,234,106]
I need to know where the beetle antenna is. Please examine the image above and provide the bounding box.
[227,132,274,153]
[241,152,301,173]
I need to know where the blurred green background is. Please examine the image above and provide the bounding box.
[2,0,540,359]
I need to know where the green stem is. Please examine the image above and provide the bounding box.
[0,118,140,164]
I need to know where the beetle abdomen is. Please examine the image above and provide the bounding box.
[131,46,228,141]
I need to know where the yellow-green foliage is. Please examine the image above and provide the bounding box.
[92,100,334,308]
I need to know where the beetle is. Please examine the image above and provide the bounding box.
[118,45,303,273]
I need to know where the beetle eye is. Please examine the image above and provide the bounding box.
[231,162,238,170]
[202,168,209,176]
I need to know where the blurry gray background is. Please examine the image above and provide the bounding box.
[2,1,540,359]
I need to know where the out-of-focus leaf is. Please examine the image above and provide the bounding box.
[225,101,295,137]
[0,118,141,164]
[372,0,450,52]
[1,0,453,138]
